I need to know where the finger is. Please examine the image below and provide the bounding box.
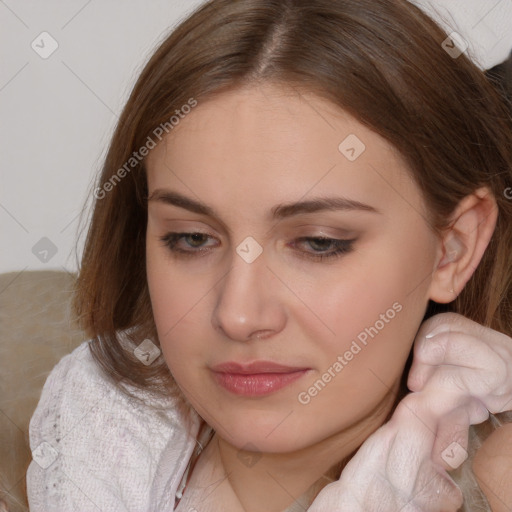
[414,312,484,343]
[407,461,463,512]
[430,397,489,470]
[415,331,498,369]
[408,312,495,392]
[421,364,510,414]
[408,331,506,393]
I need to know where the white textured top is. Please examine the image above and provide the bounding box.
[26,338,201,512]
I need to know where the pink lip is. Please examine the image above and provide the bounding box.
[211,361,311,396]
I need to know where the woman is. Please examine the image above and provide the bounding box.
[27,0,512,510]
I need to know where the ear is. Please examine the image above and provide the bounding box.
[428,187,498,303]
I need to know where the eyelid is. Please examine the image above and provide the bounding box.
[288,236,356,261]
[282,223,358,238]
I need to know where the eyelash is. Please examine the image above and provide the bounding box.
[159,232,355,261]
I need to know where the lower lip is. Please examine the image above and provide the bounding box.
[212,370,309,396]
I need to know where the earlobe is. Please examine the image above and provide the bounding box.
[428,187,498,304]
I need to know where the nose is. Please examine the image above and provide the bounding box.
[211,248,286,342]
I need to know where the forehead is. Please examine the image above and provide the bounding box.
[146,84,426,221]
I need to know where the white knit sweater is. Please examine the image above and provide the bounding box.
[26,339,201,512]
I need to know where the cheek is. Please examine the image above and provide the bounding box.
[146,239,215,378]
[297,244,429,347]
[292,277,425,437]
[146,235,207,332]
[303,235,434,389]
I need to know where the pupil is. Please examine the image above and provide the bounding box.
[310,238,331,251]
[189,234,205,246]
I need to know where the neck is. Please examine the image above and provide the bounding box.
[214,381,400,512]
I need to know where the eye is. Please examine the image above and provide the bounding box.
[159,232,355,262]
[160,232,218,257]
[290,236,355,261]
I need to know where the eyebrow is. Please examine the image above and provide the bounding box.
[148,189,380,220]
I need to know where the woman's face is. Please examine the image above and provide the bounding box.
[146,83,441,453]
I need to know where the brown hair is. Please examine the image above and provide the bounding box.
[73,0,512,508]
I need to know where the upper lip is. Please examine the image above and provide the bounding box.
[211,361,309,374]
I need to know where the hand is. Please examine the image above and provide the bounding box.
[408,312,512,467]
[409,312,512,414]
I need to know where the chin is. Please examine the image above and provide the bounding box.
[211,411,321,453]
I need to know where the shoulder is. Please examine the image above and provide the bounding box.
[27,336,199,512]
[473,423,512,512]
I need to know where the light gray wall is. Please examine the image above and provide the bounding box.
[1,0,511,274]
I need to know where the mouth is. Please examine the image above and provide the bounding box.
[210,361,311,397]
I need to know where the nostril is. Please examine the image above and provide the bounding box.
[249,330,275,341]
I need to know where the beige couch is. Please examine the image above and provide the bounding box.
[0,271,85,512]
